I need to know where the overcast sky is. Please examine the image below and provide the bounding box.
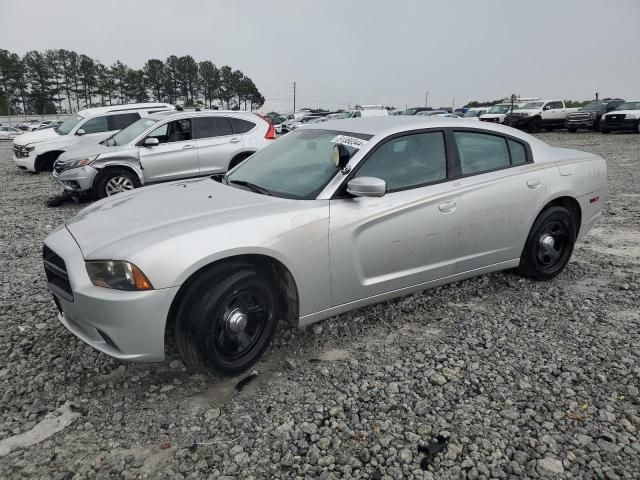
[2,0,639,112]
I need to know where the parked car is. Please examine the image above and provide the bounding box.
[0,126,22,140]
[479,103,520,124]
[52,110,275,198]
[565,99,624,132]
[416,110,449,116]
[462,107,491,120]
[504,100,580,132]
[37,120,65,130]
[599,100,640,134]
[28,120,54,131]
[17,120,41,131]
[43,116,606,375]
[332,109,389,119]
[403,107,434,115]
[288,115,326,131]
[12,103,173,172]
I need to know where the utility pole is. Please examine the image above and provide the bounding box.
[293,82,296,113]
[425,91,429,107]
[595,91,599,100]
[452,97,455,111]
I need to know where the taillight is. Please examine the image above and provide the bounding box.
[265,122,276,140]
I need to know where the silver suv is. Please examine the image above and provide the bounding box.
[52,110,275,198]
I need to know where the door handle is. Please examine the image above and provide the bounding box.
[183,144,194,150]
[527,179,542,189]
[439,201,457,214]
[230,137,242,144]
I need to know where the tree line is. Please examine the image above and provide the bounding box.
[0,49,265,116]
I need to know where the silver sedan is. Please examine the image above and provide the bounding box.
[43,117,606,375]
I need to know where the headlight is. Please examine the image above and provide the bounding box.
[66,154,99,170]
[85,261,153,291]
[21,145,35,155]
[625,112,638,119]
[588,112,597,119]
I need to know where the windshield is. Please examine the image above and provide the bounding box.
[332,111,353,119]
[106,117,159,146]
[55,114,84,135]
[301,116,321,123]
[616,101,640,110]
[463,110,482,117]
[580,101,607,112]
[226,129,371,199]
[522,102,544,109]
[487,105,511,114]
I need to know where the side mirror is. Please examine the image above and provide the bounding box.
[347,177,386,198]
[76,129,86,136]
[144,137,159,147]
[332,144,352,170]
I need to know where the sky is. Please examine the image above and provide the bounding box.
[2,0,639,113]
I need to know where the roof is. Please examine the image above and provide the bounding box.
[310,116,550,147]
[147,110,262,121]
[77,103,174,116]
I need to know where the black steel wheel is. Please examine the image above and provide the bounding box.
[528,117,542,133]
[175,263,279,376]
[518,206,576,280]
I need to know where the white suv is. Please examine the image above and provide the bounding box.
[12,103,173,172]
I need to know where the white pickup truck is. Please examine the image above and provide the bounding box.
[505,100,580,133]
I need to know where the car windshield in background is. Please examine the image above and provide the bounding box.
[488,105,511,114]
[463,110,482,117]
[581,101,607,111]
[107,117,159,146]
[55,114,84,135]
[226,129,371,199]
[522,102,544,109]
[616,101,640,110]
[333,112,353,119]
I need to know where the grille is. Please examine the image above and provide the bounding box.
[43,245,73,301]
[567,113,590,121]
[13,145,23,158]
[605,114,626,123]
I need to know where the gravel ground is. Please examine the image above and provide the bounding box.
[0,132,639,479]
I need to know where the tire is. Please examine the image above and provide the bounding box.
[518,206,576,281]
[528,117,542,133]
[174,263,279,376]
[601,128,610,134]
[544,125,555,132]
[92,168,140,199]
[635,121,640,134]
[567,127,577,133]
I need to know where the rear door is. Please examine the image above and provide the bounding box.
[194,116,244,174]
[449,129,550,273]
[138,117,199,182]
[329,130,462,306]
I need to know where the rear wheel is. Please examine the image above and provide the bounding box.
[567,127,577,133]
[175,263,279,376]
[518,206,576,280]
[635,120,640,134]
[93,168,140,199]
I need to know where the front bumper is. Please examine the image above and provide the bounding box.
[503,116,531,128]
[601,118,637,131]
[12,152,36,171]
[52,165,98,192]
[44,226,180,362]
[565,118,597,130]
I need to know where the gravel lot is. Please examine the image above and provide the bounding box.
[0,132,639,479]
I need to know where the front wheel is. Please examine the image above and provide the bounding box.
[635,120,640,134]
[93,168,140,199]
[518,206,576,281]
[528,117,542,133]
[175,263,279,376]
[567,127,577,133]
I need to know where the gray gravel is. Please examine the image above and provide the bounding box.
[1,131,639,479]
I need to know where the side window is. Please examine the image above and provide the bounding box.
[147,119,192,144]
[352,111,361,118]
[454,132,510,175]
[196,117,232,139]
[548,101,562,110]
[355,132,447,191]
[508,139,527,165]
[229,117,256,134]
[79,116,109,134]
[108,113,141,131]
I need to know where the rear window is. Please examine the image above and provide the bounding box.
[229,117,256,134]
[108,113,141,131]
[196,117,233,139]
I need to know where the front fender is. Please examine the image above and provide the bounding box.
[93,160,144,185]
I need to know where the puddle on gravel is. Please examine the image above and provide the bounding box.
[570,277,610,295]
[585,228,640,260]
[317,348,351,361]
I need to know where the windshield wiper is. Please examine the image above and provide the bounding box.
[227,179,272,196]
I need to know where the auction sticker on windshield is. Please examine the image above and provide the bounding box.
[331,135,368,149]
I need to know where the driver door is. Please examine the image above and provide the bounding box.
[329,131,461,307]
[138,118,200,183]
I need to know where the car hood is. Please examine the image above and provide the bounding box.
[65,178,297,259]
[57,142,123,162]
[512,109,540,115]
[13,127,61,146]
[603,109,638,116]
